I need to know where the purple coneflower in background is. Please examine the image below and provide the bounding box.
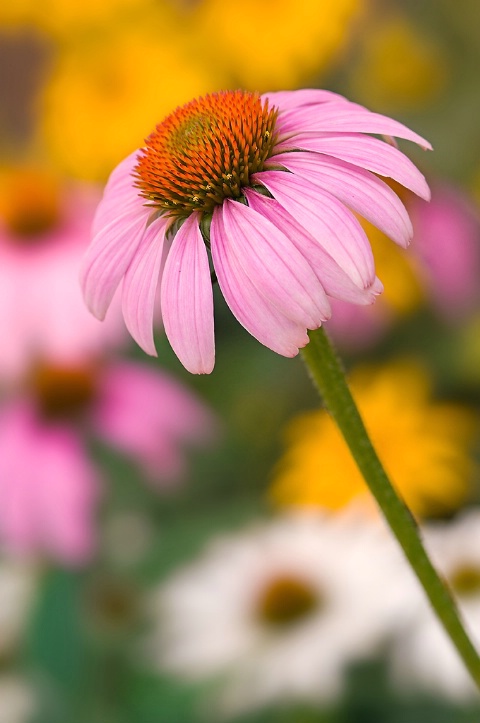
[0,169,126,380]
[81,89,431,373]
[410,184,480,321]
[0,359,216,565]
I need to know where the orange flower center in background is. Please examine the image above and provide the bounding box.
[255,573,321,628]
[133,90,278,217]
[450,563,480,598]
[0,169,61,242]
[30,364,98,420]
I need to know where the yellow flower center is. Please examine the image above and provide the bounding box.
[1,169,61,242]
[133,90,278,217]
[255,573,321,628]
[450,563,480,598]
[30,364,97,420]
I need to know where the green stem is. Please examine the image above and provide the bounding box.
[301,326,480,689]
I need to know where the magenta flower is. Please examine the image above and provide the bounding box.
[410,184,480,320]
[0,400,99,565]
[0,359,216,564]
[81,89,431,373]
[90,360,217,483]
[0,170,126,381]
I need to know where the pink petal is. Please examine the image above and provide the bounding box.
[262,89,349,112]
[160,213,215,375]
[211,205,309,356]
[267,152,413,247]
[244,189,381,305]
[80,204,149,320]
[277,104,432,150]
[122,214,170,356]
[278,134,431,201]
[213,199,331,327]
[253,170,375,288]
[92,151,144,236]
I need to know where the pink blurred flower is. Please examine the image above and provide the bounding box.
[92,360,216,484]
[410,184,480,320]
[0,169,126,380]
[0,400,98,565]
[81,89,430,374]
[325,297,393,352]
[0,359,216,564]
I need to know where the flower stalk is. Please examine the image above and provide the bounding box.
[301,326,480,689]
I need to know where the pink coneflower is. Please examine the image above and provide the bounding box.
[0,400,99,565]
[81,89,431,373]
[410,184,480,321]
[0,168,126,380]
[0,359,216,564]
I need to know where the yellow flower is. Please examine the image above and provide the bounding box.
[37,21,227,180]
[349,12,448,111]
[186,0,363,91]
[0,0,152,37]
[270,362,477,518]
[2,0,361,92]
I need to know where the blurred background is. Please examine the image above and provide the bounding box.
[1,0,480,721]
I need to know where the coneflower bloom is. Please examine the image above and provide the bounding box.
[81,89,431,373]
[0,359,216,564]
[410,184,480,321]
[0,168,126,380]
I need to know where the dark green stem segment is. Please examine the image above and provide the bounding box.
[301,326,480,689]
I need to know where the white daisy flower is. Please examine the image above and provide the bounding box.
[146,511,415,716]
[390,508,480,701]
